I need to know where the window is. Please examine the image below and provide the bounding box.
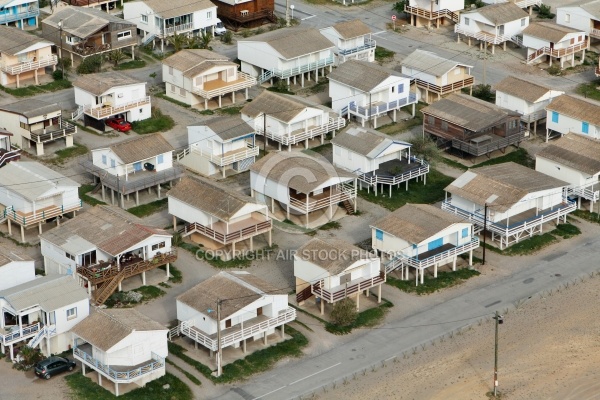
[20,121,28,130]
[111,158,116,168]
[508,119,517,129]
[207,11,212,19]
[170,84,176,93]
[179,87,186,97]
[551,111,559,123]
[66,307,77,320]
[398,83,404,93]
[169,66,173,75]
[117,31,132,40]
[427,115,435,125]
[157,154,164,164]
[133,161,142,171]
[391,86,395,93]
[375,229,383,241]
[582,121,589,134]
[65,252,75,261]
[66,36,80,44]
[464,18,470,26]
[141,14,148,23]
[565,13,571,23]
[152,241,166,251]
[102,154,107,165]
[462,227,469,238]
[441,121,448,131]
[520,18,526,27]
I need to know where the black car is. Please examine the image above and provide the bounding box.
[34,356,76,380]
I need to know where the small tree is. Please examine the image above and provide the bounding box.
[221,30,233,44]
[470,84,495,103]
[12,346,43,371]
[107,49,127,67]
[392,0,407,14]
[198,32,212,49]
[168,33,187,52]
[330,298,357,327]
[409,133,443,166]
[76,54,102,74]
[536,4,555,19]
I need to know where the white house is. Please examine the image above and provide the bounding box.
[177,271,295,375]
[494,76,564,134]
[250,151,357,227]
[39,205,176,305]
[241,90,345,151]
[481,0,542,11]
[456,3,529,53]
[124,0,219,52]
[73,72,151,130]
[442,162,575,249]
[0,99,76,156]
[238,27,335,86]
[0,248,35,291]
[545,94,600,142]
[371,204,478,285]
[556,1,600,40]
[168,175,272,253]
[0,161,81,242]
[161,49,255,110]
[0,275,89,361]
[0,0,40,29]
[536,134,600,212]
[71,309,167,397]
[294,238,383,314]
[81,134,185,208]
[319,20,375,65]
[331,126,429,196]
[178,117,257,177]
[404,0,462,29]
[401,49,474,104]
[328,59,417,128]
[521,22,589,68]
[0,128,21,168]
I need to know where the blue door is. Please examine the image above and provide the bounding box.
[133,162,142,171]
[427,237,443,251]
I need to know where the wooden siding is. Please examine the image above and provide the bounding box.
[423,114,521,140]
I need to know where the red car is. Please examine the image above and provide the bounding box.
[106,117,132,132]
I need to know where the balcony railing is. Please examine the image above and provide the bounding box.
[404,5,459,23]
[0,323,40,346]
[348,93,417,118]
[455,24,512,45]
[84,96,150,120]
[163,22,193,36]
[0,146,21,168]
[218,9,276,24]
[191,72,256,99]
[527,41,589,63]
[179,307,296,351]
[73,43,111,56]
[178,142,259,167]
[312,272,385,303]
[592,29,600,39]
[338,38,376,56]
[400,237,480,269]
[450,130,527,157]
[74,347,165,383]
[3,201,82,227]
[414,77,474,95]
[256,117,346,146]
[288,182,356,213]
[359,157,429,186]
[568,184,600,202]
[258,55,334,83]
[0,55,57,75]
[29,118,76,143]
[178,220,272,244]
[0,7,39,25]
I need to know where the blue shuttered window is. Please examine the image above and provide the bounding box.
[462,227,469,238]
[551,111,559,123]
[375,229,383,241]
[428,237,443,251]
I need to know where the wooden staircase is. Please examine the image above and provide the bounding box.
[342,200,354,215]
[94,272,125,305]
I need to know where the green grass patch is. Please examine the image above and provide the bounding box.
[376,104,425,134]
[114,59,147,70]
[155,93,192,108]
[303,142,331,155]
[325,297,393,335]
[573,209,600,224]
[442,148,534,171]
[0,79,72,97]
[553,223,581,239]
[127,198,168,217]
[49,143,88,165]
[66,372,192,400]
[168,342,213,377]
[575,80,600,102]
[502,232,558,255]
[357,168,453,210]
[165,358,201,385]
[104,285,165,307]
[375,46,395,63]
[179,242,278,269]
[319,221,341,231]
[79,184,107,206]
[131,108,175,134]
[307,78,328,94]
[159,264,182,283]
[387,268,480,295]
[216,105,244,116]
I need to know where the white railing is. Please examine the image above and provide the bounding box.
[0,323,40,345]
[191,72,256,99]
[592,29,600,39]
[179,308,296,351]
[71,105,84,121]
[338,38,376,56]
[74,347,165,383]
[520,109,547,123]
[404,5,459,22]
[84,96,150,119]
[258,55,334,83]
[142,33,155,46]
[348,94,417,118]
[527,41,589,63]
[312,273,385,303]
[29,118,76,143]
[400,237,480,269]
[256,117,345,146]
[3,200,82,227]
[179,142,259,167]
[568,184,600,202]
[27,325,56,348]
[514,0,542,7]
[359,157,429,186]
[0,55,57,75]
[163,22,194,35]
[455,24,513,45]
[288,182,356,213]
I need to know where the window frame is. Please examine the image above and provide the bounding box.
[66,307,77,320]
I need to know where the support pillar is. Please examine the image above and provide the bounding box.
[101,184,105,201]
[356,290,360,311]
[420,268,424,284]
[320,298,324,315]
[20,225,25,243]
[281,324,285,338]
[166,263,170,279]
[135,190,139,206]
[453,256,457,271]
[142,271,146,285]
[7,218,10,236]
[118,281,122,292]
[377,284,381,303]
[38,222,42,235]
[434,263,438,278]
[173,216,177,232]
[243,339,247,353]
[98,372,102,386]
[263,331,268,345]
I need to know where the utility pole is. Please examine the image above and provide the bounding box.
[285,0,290,26]
[263,113,267,153]
[58,19,64,78]
[216,298,222,377]
[368,92,372,129]
[493,311,503,397]
[483,41,487,86]
[482,203,488,265]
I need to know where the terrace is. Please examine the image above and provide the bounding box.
[3,201,82,228]
[0,6,39,25]
[84,96,150,120]
[178,215,272,245]
[448,130,527,157]
[177,142,259,167]
[311,272,385,304]
[348,94,417,119]
[29,118,76,143]
[288,182,356,213]
[338,38,376,56]
[256,117,346,147]
[359,157,429,190]
[414,76,474,96]
[191,72,256,101]
[404,5,459,23]
[0,55,57,75]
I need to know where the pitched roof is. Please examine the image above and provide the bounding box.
[0,99,60,118]
[105,134,174,164]
[545,95,600,126]
[465,2,528,25]
[331,126,410,158]
[162,49,235,78]
[401,49,472,78]
[328,59,400,92]
[141,0,214,18]
[0,162,79,202]
[537,135,600,176]
[0,25,52,55]
[177,271,283,320]
[241,91,311,123]
[250,151,355,193]
[73,72,144,96]
[189,116,254,141]
[580,0,600,18]
[0,275,87,312]
[0,248,32,268]
[295,238,373,275]
[421,93,519,132]
[167,176,257,221]
[40,205,169,256]
[44,6,134,38]
[445,162,569,212]
[493,76,553,103]
[331,19,371,39]
[372,204,465,244]
[523,22,582,43]
[71,309,166,352]
[238,27,334,59]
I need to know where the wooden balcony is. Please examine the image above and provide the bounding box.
[73,43,111,56]
[3,201,82,227]
[162,22,194,36]
[404,5,459,23]
[0,55,57,75]
[414,77,474,96]
[191,72,256,99]
[400,237,479,270]
[311,272,385,304]
[84,96,150,120]
[218,9,276,30]
[568,182,600,202]
[527,41,589,63]
[178,218,271,244]
[449,130,527,157]
[29,118,76,143]
[288,182,356,213]
[590,28,600,39]
[514,0,542,7]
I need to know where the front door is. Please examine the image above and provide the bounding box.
[256,307,263,316]
[498,25,504,36]
[428,237,443,251]
[225,319,231,328]
[133,162,142,172]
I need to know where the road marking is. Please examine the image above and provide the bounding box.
[373,30,386,35]
[252,386,286,400]
[289,362,341,385]
[301,15,316,20]
[385,356,396,362]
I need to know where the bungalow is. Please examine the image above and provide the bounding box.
[176,271,295,376]
[0,128,21,168]
[442,162,575,249]
[328,59,416,128]
[319,20,375,65]
[0,275,89,361]
[250,151,357,227]
[371,204,478,285]
[241,90,345,151]
[40,205,176,306]
[404,0,461,29]
[481,0,541,12]
[421,93,525,158]
[401,49,474,104]
[545,94,600,141]
[0,161,81,242]
[161,49,255,110]
[331,126,429,196]
[455,3,529,53]
[211,0,276,31]
[521,22,588,68]
[0,248,35,291]
[168,175,272,254]
[536,134,600,212]
[73,72,151,130]
[0,0,39,29]
[80,134,185,208]
[294,238,383,314]
[494,76,564,134]
[0,99,76,156]
[177,117,257,177]
[72,309,167,397]
[0,25,57,88]
[238,27,335,86]
[556,1,600,40]
[63,0,122,12]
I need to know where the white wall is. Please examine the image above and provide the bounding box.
[105,330,168,366]
[53,297,90,335]
[332,145,373,174]
[411,0,462,12]
[546,109,600,139]
[329,79,366,115]
[168,196,217,226]
[0,260,35,291]
[238,41,284,76]
[536,156,598,188]
[461,12,528,37]
[91,148,173,177]
[556,7,593,33]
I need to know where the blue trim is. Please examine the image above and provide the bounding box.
[551,111,559,123]
[427,237,443,251]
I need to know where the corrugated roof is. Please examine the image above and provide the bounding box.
[296,238,373,275]
[71,308,165,352]
[493,76,553,103]
[465,2,528,25]
[241,91,303,123]
[523,22,582,43]
[581,0,600,18]
[0,162,79,202]
[73,72,144,96]
[331,19,371,39]
[331,126,411,158]
[328,59,399,92]
[401,49,472,78]
[0,248,32,268]
[445,162,569,212]
[44,6,134,38]
[141,0,214,19]
[238,27,334,59]
[0,99,60,118]
[372,204,465,244]
[0,25,52,55]
[162,49,235,78]
[189,116,254,141]
[106,134,173,164]
[537,135,600,176]
[420,93,519,132]
[0,275,87,312]
[546,94,600,126]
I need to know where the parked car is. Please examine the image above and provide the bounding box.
[106,117,132,132]
[34,356,76,380]
[214,19,227,36]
